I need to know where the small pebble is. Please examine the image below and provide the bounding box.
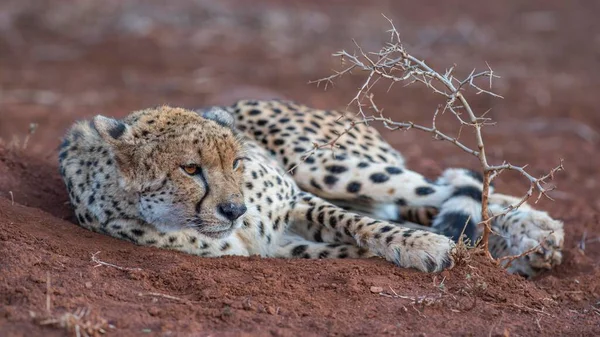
[370,286,383,293]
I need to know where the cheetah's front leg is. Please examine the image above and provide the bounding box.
[274,234,376,260]
[289,192,455,273]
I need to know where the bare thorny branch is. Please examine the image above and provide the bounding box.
[310,15,563,263]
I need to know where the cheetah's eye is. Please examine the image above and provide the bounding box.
[232,157,249,171]
[182,164,200,175]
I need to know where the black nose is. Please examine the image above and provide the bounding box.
[217,202,247,221]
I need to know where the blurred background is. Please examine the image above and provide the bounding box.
[0,0,598,198]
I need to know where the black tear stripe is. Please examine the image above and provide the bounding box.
[195,169,210,213]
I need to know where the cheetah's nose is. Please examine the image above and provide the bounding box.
[217,202,247,221]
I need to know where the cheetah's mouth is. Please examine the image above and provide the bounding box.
[199,228,234,239]
[191,222,236,239]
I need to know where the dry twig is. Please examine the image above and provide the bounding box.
[46,272,52,314]
[91,251,142,272]
[311,15,563,260]
[138,292,185,302]
[496,231,554,269]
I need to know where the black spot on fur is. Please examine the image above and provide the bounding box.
[131,229,145,237]
[310,179,323,191]
[317,211,325,225]
[395,198,407,206]
[436,211,476,243]
[380,226,393,233]
[370,173,389,183]
[303,127,317,134]
[326,165,348,174]
[402,229,416,238]
[451,185,483,202]
[314,230,323,242]
[347,181,361,193]
[108,122,126,139]
[385,167,403,175]
[415,186,435,196]
[292,245,308,257]
[324,175,338,186]
[424,256,437,273]
[306,207,314,221]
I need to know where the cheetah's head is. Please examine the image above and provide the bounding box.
[93,106,246,238]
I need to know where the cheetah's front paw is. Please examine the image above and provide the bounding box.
[491,206,564,278]
[374,229,455,273]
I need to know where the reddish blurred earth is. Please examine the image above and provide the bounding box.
[1,0,599,336]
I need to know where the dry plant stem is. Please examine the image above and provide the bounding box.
[480,171,492,257]
[312,16,563,260]
[91,251,142,271]
[46,271,51,314]
[139,292,185,302]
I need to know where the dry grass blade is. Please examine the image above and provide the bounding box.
[91,251,142,271]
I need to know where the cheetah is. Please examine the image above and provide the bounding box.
[58,100,563,277]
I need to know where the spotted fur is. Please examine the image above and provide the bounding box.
[58,100,564,277]
[59,105,454,273]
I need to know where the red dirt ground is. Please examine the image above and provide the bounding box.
[1,0,599,336]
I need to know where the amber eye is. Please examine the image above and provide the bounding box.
[182,164,199,175]
[232,157,249,171]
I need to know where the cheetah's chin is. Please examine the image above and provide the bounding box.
[197,228,234,239]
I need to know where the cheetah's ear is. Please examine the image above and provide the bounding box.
[197,107,235,129]
[92,115,134,146]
